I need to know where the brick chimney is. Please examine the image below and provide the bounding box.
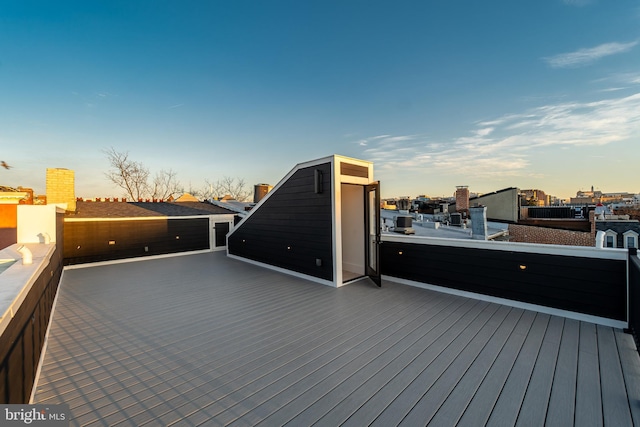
[46,168,76,212]
[456,186,469,214]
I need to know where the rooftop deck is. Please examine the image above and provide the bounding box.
[33,252,640,426]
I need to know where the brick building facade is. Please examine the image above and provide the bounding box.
[46,168,76,212]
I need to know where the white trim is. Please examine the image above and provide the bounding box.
[381,234,628,260]
[64,214,232,222]
[623,230,639,249]
[226,254,336,287]
[604,229,618,248]
[63,249,212,270]
[30,267,65,404]
[333,158,341,286]
[383,275,627,329]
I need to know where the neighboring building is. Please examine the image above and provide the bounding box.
[451,187,520,223]
[0,186,29,249]
[597,219,640,249]
[174,192,200,202]
[46,168,76,212]
[455,186,469,215]
[253,183,272,203]
[520,189,548,206]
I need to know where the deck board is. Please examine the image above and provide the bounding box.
[545,318,580,427]
[598,325,634,426]
[514,315,564,427]
[31,251,640,427]
[454,310,537,427]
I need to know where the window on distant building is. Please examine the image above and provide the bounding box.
[623,230,638,249]
[604,230,617,248]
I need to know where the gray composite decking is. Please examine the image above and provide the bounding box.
[33,252,640,426]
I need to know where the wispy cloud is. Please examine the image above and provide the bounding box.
[563,0,594,6]
[168,103,184,109]
[543,41,638,68]
[352,134,415,147]
[356,91,640,180]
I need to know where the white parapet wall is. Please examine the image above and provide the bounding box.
[17,205,64,244]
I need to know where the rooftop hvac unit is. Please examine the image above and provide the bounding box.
[450,213,462,226]
[397,199,411,211]
[394,215,415,234]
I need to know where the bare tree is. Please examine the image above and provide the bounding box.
[150,169,182,201]
[103,147,181,201]
[202,176,251,201]
[201,179,222,200]
[222,176,251,201]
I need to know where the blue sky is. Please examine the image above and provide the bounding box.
[1,0,639,199]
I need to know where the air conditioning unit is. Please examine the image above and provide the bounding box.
[394,215,415,234]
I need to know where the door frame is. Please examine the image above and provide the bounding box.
[365,181,381,286]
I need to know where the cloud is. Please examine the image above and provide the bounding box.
[475,127,494,137]
[543,41,638,68]
[356,91,640,181]
[168,103,184,109]
[563,0,594,6]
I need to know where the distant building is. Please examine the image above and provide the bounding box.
[597,219,640,249]
[0,186,29,249]
[46,168,76,212]
[450,187,519,223]
[253,184,272,203]
[520,189,548,206]
[455,186,469,215]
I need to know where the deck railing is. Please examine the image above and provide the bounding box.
[627,248,640,347]
[380,234,629,328]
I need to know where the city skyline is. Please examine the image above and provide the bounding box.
[1,1,639,199]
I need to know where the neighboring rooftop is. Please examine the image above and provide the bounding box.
[382,210,509,240]
[66,200,236,218]
[33,252,640,425]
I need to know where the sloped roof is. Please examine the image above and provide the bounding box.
[66,201,236,218]
[596,220,640,234]
[174,193,200,202]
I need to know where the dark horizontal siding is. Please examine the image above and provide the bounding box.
[64,217,209,265]
[629,252,640,347]
[381,241,627,321]
[228,163,333,280]
[340,162,368,178]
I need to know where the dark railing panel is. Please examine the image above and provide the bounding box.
[381,240,627,321]
[628,249,640,346]
[64,217,210,265]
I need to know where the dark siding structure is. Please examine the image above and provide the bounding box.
[0,212,63,403]
[228,163,334,281]
[629,250,640,347]
[64,218,209,265]
[381,240,627,321]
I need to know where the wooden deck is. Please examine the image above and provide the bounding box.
[33,252,640,426]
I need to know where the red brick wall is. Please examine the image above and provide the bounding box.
[508,223,595,246]
[456,187,469,213]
